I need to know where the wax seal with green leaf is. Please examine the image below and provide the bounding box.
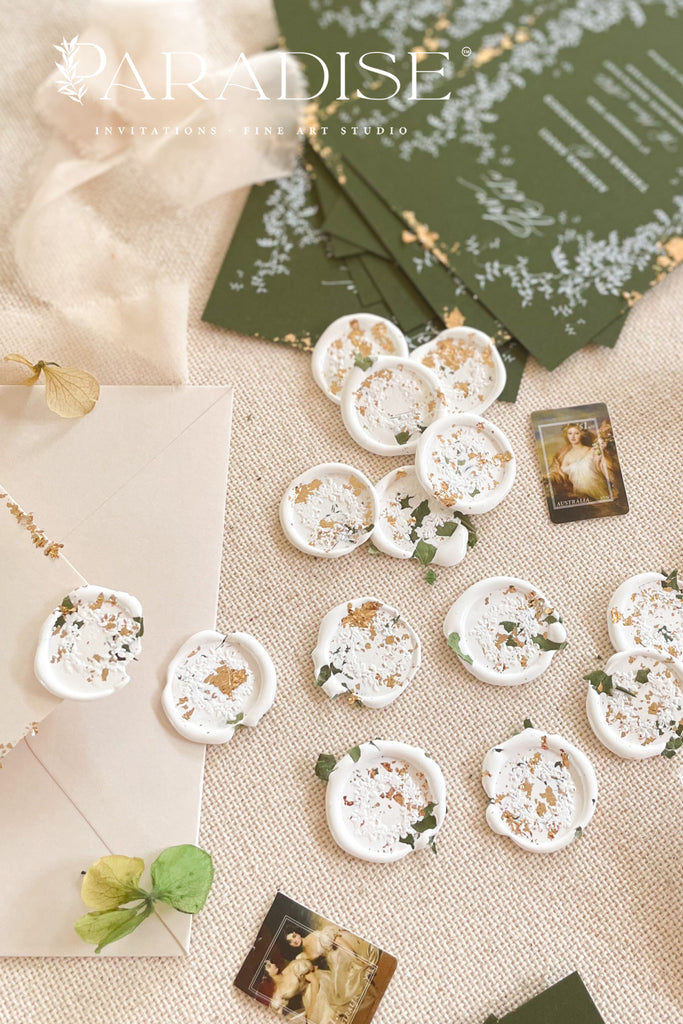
[75,845,214,953]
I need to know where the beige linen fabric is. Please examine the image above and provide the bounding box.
[1,2,683,1023]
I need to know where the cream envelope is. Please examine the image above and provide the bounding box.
[0,385,233,955]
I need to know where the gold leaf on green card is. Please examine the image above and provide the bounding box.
[81,855,145,911]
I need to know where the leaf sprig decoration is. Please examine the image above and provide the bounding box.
[5,354,99,418]
[584,670,637,698]
[75,846,213,953]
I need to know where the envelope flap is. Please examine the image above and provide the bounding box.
[0,386,228,541]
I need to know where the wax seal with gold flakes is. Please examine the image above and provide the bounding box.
[415,413,516,514]
[312,314,408,404]
[35,585,143,700]
[341,356,446,456]
[280,462,377,558]
[411,327,506,415]
[373,465,475,566]
[482,727,597,853]
[586,649,683,760]
[443,576,567,686]
[313,596,421,709]
[607,570,683,662]
[162,630,276,744]
[324,740,446,862]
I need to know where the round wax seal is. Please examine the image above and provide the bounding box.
[586,649,683,760]
[35,584,143,701]
[482,728,597,853]
[163,630,276,744]
[608,571,683,662]
[415,413,515,514]
[280,463,377,558]
[325,740,446,862]
[340,356,446,455]
[373,465,474,566]
[312,596,421,709]
[443,576,567,686]
[312,314,408,404]
[411,327,506,414]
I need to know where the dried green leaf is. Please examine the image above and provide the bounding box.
[80,855,145,911]
[585,670,613,695]
[395,429,411,445]
[447,631,473,665]
[74,904,152,954]
[414,539,437,566]
[348,745,361,762]
[315,753,337,781]
[150,845,214,914]
[354,352,374,371]
[532,634,568,652]
[425,568,437,585]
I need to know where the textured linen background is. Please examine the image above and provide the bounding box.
[2,2,683,1023]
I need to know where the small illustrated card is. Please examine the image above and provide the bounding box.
[234,893,397,1023]
[531,403,628,524]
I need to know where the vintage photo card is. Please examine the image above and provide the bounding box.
[234,892,397,1023]
[531,403,629,524]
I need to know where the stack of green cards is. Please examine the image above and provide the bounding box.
[204,0,683,402]
[485,972,605,1022]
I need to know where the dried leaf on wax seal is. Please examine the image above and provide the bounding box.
[3,354,99,417]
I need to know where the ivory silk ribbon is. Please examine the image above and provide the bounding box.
[11,0,303,383]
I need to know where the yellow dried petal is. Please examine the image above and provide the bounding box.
[4,353,42,386]
[81,855,145,910]
[42,364,100,418]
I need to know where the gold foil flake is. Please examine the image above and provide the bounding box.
[2,492,64,559]
[294,479,323,504]
[342,600,382,634]
[443,307,466,328]
[401,211,449,265]
[204,665,248,698]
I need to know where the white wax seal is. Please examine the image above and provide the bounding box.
[586,649,683,760]
[411,327,506,414]
[608,571,683,662]
[325,740,446,862]
[373,465,474,566]
[415,413,515,514]
[162,630,276,744]
[312,314,408,404]
[443,576,567,686]
[482,727,598,853]
[35,584,143,701]
[312,596,421,709]
[340,356,446,455]
[280,463,377,558]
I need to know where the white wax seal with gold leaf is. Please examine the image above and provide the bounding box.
[35,584,143,700]
[443,576,567,686]
[415,413,516,514]
[312,314,408,404]
[324,740,446,862]
[373,464,475,566]
[341,356,446,456]
[162,630,276,744]
[607,570,683,662]
[411,327,506,414]
[312,596,421,709]
[482,727,597,854]
[586,649,683,760]
[280,462,377,558]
